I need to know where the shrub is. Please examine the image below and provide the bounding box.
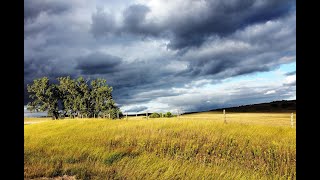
[164,112,172,117]
[109,109,123,119]
[149,113,160,118]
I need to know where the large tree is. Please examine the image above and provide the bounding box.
[57,76,78,118]
[76,77,92,118]
[90,78,121,119]
[27,77,61,119]
[27,76,122,119]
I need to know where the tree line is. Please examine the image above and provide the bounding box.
[149,112,174,118]
[27,76,122,119]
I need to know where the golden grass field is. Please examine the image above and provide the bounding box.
[24,112,296,180]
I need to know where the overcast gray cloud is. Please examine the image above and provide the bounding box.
[24,0,71,22]
[285,71,296,76]
[89,0,295,49]
[76,52,122,75]
[125,106,148,113]
[24,0,296,113]
[90,9,117,38]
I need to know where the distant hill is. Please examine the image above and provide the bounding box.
[128,100,296,116]
[209,100,296,113]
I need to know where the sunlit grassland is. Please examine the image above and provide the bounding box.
[24,113,296,179]
[24,117,51,123]
[182,112,296,127]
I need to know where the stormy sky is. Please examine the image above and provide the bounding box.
[24,0,296,114]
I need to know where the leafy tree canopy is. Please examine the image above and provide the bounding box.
[149,113,160,118]
[27,76,122,119]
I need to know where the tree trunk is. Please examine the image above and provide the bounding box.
[52,111,59,120]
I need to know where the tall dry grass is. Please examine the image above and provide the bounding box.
[24,113,296,179]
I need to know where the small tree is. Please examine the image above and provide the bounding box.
[164,112,172,118]
[149,113,160,118]
[108,108,123,119]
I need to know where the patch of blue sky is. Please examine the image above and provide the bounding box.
[202,62,296,90]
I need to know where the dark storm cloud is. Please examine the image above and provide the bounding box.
[76,52,122,75]
[114,86,182,106]
[24,0,71,22]
[183,51,283,78]
[165,0,294,49]
[122,4,151,34]
[24,52,79,104]
[24,55,58,81]
[176,11,296,78]
[90,4,161,38]
[24,0,296,112]
[125,106,148,112]
[285,71,296,76]
[90,9,116,38]
[90,0,295,50]
[92,58,188,106]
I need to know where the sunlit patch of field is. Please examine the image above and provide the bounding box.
[24,117,52,124]
[24,112,296,179]
[182,112,296,127]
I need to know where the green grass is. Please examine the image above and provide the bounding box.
[24,113,296,179]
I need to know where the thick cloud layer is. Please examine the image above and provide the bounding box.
[76,52,122,75]
[24,0,71,22]
[90,0,295,49]
[125,106,148,113]
[285,71,296,76]
[24,0,296,113]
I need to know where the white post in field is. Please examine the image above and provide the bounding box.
[136,113,137,117]
[291,113,294,128]
[126,112,128,121]
[146,111,148,120]
[223,109,226,124]
[117,112,119,119]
